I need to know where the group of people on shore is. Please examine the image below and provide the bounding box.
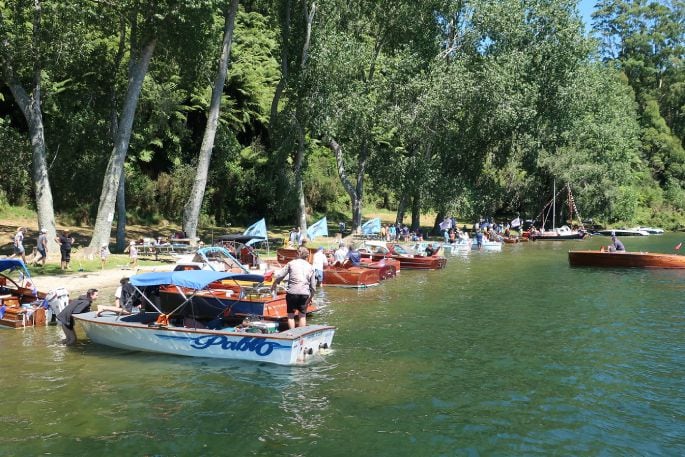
[10,227,75,270]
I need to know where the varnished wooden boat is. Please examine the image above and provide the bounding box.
[276,248,392,287]
[568,250,685,268]
[0,259,48,328]
[360,243,447,270]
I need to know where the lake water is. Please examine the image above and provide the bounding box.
[1,234,683,456]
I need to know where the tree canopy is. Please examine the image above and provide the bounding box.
[1,0,684,241]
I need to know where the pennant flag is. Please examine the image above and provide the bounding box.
[361,218,381,235]
[511,217,521,228]
[243,218,268,246]
[675,242,682,250]
[307,217,329,240]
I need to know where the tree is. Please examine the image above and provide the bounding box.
[183,0,240,241]
[89,1,214,249]
[0,0,59,251]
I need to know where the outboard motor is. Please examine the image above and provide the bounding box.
[44,287,70,324]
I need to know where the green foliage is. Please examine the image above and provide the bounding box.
[1,0,685,231]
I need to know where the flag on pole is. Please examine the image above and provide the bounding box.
[307,217,329,240]
[511,217,521,228]
[361,218,381,235]
[243,218,268,246]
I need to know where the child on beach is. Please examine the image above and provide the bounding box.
[129,241,138,269]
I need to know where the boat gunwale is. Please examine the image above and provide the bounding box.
[74,312,336,341]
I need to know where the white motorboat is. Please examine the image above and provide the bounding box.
[596,229,650,237]
[635,226,664,234]
[471,239,503,251]
[74,270,335,366]
[440,240,472,255]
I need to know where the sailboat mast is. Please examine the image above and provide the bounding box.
[552,179,556,230]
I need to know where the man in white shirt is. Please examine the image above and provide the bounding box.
[271,247,316,329]
[311,247,329,286]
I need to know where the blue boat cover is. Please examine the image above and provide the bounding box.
[0,259,31,278]
[130,270,264,289]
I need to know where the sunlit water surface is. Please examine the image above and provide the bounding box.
[1,235,683,456]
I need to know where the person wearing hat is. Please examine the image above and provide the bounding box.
[608,234,625,252]
[271,246,316,329]
[99,243,110,269]
[11,227,26,264]
[128,241,139,269]
[311,246,329,286]
[34,228,48,267]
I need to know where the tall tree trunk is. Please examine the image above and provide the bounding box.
[411,192,421,230]
[115,169,126,252]
[1,0,58,253]
[328,138,361,229]
[269,0,291,132]
[292,1,316,233]
[395,193,407,225]
[89,38,156,249]
[183,0,240,241]
[294,120,308,233]
[432,212,444,236]
[352,141,369,232]
[111,16,127,252]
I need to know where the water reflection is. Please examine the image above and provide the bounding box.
[2,235,685,455]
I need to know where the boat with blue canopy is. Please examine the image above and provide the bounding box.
[0,259,49,328]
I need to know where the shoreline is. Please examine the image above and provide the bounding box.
[32,264,174,295]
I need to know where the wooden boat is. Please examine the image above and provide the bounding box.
[568,250,685,268]
[0,259,48,328]
[276,247,395,287]
[75,270,335,366]
[360,242,447,270]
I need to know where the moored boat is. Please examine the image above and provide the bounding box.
[360,241,447,270]
[568,250,685,268]
[527,225,588,240]
[74,270,335,365]
[595,229,650,237]
[0,259,48,328]
[635,226,664,234]
[471,239,503,251]
[276,247,396,287]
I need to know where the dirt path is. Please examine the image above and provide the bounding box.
[34,264,174,295]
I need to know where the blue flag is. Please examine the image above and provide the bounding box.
[243,218,268,246]
[307,217,329,240]
[361,218,381,235]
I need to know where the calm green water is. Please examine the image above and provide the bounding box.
[1,235,684,456]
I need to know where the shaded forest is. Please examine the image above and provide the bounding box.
[1,0,683,249]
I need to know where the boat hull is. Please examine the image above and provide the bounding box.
[568,250,685,268]
[276,248,394,286]
[471,241,503,251]
[365,253,446,270]
[529,232,586,240]
[75,312,335,366]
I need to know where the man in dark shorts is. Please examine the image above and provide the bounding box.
[271,247,316,329]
